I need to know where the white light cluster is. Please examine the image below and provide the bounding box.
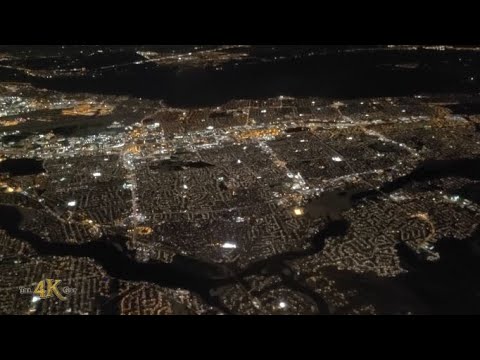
[222,242,237,249]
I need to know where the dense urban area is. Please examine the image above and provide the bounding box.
[0,81,479,314]
[1,45,480,315]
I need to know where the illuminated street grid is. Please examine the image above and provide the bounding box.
[0,82,479,314]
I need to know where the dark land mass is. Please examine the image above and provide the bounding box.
[0,158,44,176]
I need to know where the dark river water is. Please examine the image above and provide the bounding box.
[0,203,341,314]
[0,158,45,176]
